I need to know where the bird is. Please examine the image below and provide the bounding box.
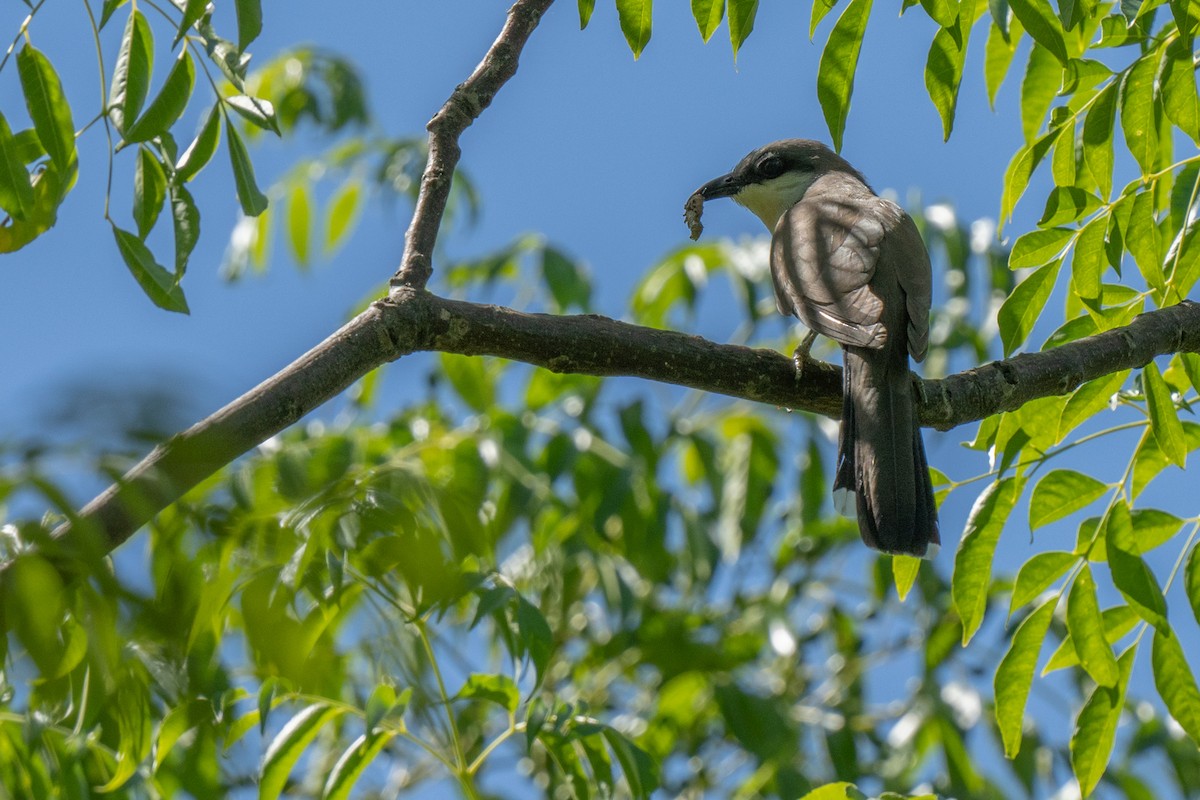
[688,139,939,557]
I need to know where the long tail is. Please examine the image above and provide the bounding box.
[833,343,939,557]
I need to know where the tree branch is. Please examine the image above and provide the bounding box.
[50,294,1200,559]
[391,0,555,290]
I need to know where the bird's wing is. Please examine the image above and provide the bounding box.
[770,175,889,349]
[876,198,932,361]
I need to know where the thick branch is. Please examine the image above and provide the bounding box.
[50,294,1200,559]
[391,0,555,290]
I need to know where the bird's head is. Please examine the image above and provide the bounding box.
[695,139,866,230]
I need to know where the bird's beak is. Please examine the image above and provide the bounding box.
[696,171,745,201]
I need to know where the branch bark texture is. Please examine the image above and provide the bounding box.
[55,294,1200,557]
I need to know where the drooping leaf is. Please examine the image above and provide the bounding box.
[691,0,725,40]
[1001,130,1055,222]
[1082,81,1117,199]
[1070,213,1107,303]
[1020,44,1060,142]
[1045,605,1137,673]
[1120,54,1158,178]
[287,180,313,268]
[123,50,195,144]
[235,0,263,51]
[1162,37,1200,144]
[1105,500,1169,632]
[109,10,153,134]
[170,184,200,275]
[1070,646,1134,797]
[728,0,759,58]
[458,673,520,714]
[995,598,1056,757]
[226,121,268,216]
[1152,628,1200,747]
[321,731,397,800]
[325,178,362,254]
[616,0,654,58]
[176,105,222,183]
[174,0,210,46]
[18,45,77,180]
[1038,187,1103,228]
[1186,543,1200,627]
[984,19,1023,109]
[893,555,921,602]
[225,94,281,135]
[817,0,874,151]
[998,259,1061,356]
[954,476,1026,644]
[1144,361,1186,468]
[579,0,597,29]
[111,223,190,313]
[924,0,977,141]
[1066,564,1119,687]
[811,0,842,38]
[0,111,34,221]
[134,146,167,239]
[1006,0,1067,64]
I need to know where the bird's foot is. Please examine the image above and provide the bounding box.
[792,330,822,380]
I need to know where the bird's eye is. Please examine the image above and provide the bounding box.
[757,155,785,179]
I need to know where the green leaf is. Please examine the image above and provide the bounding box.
[728,0,759,58]
[995,598,1056,757]
[1120,54,1158,178]
[458,673,520,714]
[516,595,554,688]
[0,162,60,252]
[579,0,597,28]
[1045,605,1137,673]
[1059,370,1126,441]
[123,50,195,144]
[1082,81,1117,200]
[170,184,200,275]
[325,178,362,254]
[1010,226,1074,268]
[225,94,280,135]
[3,554,66,676]
[259,703,346,800]
[692,0,725,40]
[174,0,210,46]
[924,0,976,141]
[101,0,129,28]
[542,246,591,312]
[1070,213,1107,302]
[1144,361,1186,468]
[984,18,1022,109]
[1152,627,1200,747]
[817,0,873,151]
[287,181,312,268]
[921,0,959,26]
[953,476,1026,644]
[1126,189,1164,294]
[1105,501,1169,632]
[440,354,494,412]
[1020,44,1060,142]
[1010,551,1076,614]
[0,111,34,221]
[109,9,153,134]
[998,259,1061,356]
[893,555,921,601]
[112,223,190,313]
[1001,130,1055,222]
[800,785,869,800]
[321,731,397,800]
[1187,543,1200,627]
[1038,187,1102,227]
[1007,0,1067,64]
[616,0,653,58]
[1162,37,1200,144]
[226,122,268,216]
[811,0,842,38]
[1132,422,1200,497]
[1130,508,1184,552]
[601,725,659,798]
[235,0,263,51]
[1070,646,1134,797]
[134,146,167,239]
[1067,564,1119,687]
[176,105,221,183]
[364,684,396,733]
[18,45,77,179]
[1029,469,1107,529]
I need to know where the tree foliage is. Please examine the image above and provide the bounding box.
[2,0,1200,798]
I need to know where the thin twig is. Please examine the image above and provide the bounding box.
[390,0,555,290]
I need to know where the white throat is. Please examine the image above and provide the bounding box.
[733,172,817,230]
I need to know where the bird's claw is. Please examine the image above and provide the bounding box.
[792,329,821,380]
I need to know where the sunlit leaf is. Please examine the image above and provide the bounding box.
[1120,54,1157,177]
[1105,500,1169,632]
[112,223,190,313]
[1045,605,1137,673]
[1007,0,1067,64]
[1152,627,1200,747]
[458,673,519,713]
[123,50,195,144]
[322,731,397,800]
[225,94,281,135]
[1010,550,1076,614]
[1009,226,1074,268]
[226,122,268,216]
[1029,469,1107,529]
[1144,361,1186,468]
[1020,43,1059,142]
[176,105,222,183]
[0,111,34,220]
[1067,564,1119,687]
[954,475,1026,644]
[259,703,346,799]
[287,180,313,268]
[995,597,1055,757]
[579,0,597,28]
[1082,81,1117,199]
[893,555,921,601]
[1070,646,1134,797]
[616,0,653,58]
[134,146,167,239]
[692,0,725,40]
[817,0,873,151]
[728,0,759,58]
[18,46,76,181]
[325,178,362,254]
[109,10,153,134]
[998,259,1061,356]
